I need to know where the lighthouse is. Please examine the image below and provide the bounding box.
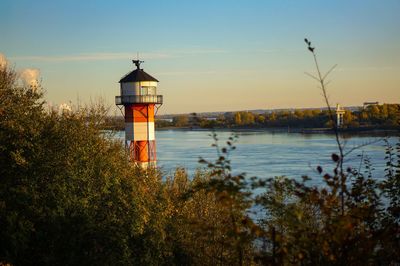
[116,60,163,167]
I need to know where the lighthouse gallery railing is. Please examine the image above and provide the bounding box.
[115,95,163,105]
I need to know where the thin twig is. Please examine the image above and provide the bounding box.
[357,151,364,179]
[344,138,385,158]
[304,72,320,82]
[322,64,338,81]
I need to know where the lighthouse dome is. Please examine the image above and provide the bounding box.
[119,60,159,96]
[119,68,159,83]
[116,60,162,105]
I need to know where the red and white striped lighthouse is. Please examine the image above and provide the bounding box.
[116,60,163,167]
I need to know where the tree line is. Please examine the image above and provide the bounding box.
[155,105,400,129]
[1,65,400,265]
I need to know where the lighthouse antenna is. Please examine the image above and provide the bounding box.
[132,59,144,69]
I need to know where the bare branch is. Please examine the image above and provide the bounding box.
[357,151,364,179]
[304,39,345,215]
[322,64,337,81]
[343,138,385,158]
[304,72,320,82]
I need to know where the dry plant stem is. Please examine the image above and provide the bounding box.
[357,151,364,179]
[310,50,345,215]
[344,138,384,158]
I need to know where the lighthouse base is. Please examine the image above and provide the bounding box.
[125,140,157,168]
[134,161,157,169]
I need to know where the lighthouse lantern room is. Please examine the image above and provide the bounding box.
[116,60,163,167]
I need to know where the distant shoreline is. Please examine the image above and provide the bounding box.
[155,126,400,136]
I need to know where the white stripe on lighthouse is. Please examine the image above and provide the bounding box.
[125,122,155,141]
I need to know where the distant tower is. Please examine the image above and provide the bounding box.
[116,60,163,167]
[336,104,345,128]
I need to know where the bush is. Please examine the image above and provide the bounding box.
[0,66,152,265]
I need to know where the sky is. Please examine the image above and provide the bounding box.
[0,0,399,114]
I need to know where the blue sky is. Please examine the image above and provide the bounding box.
[1,0,399,114]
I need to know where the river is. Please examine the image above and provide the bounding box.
[115,130,397,185]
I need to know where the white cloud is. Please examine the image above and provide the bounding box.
[9,48,228,63]
[0,53,8,69]
[59,103,72,113]
[19,68,40,88]
[336,66,397,72]
[10,52,171,62]
[174,48,228,55]
[158,70,217,76]
[0,53,41,91]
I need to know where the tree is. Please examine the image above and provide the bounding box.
[0,65,148,265]
[172,115,189,127]
[368,105,381,122]
[241,111,255,125]
[343,110,357,127]
[294,109,305,119]
[234,112,242,125]
[256,114,266,124]
[269,112,277,122]
[234,111,255,126]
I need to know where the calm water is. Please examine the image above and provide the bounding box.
[116,130,397,185]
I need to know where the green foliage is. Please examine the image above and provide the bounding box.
[234,111,255,126]
[359,104,400,127]
[0,66,149,265]
[164,168,256,265]
[155,118,173,128]
[152,105,399,130]
[253,144,400,265]
[196,133,258,265]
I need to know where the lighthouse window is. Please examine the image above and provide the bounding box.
[147,86,156,95]
[140,86,156,95]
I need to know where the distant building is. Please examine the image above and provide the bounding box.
[157,118,173,123]
[363,101,379,109]
[336,104,346,127]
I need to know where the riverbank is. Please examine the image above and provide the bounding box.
[155,126,400,136]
